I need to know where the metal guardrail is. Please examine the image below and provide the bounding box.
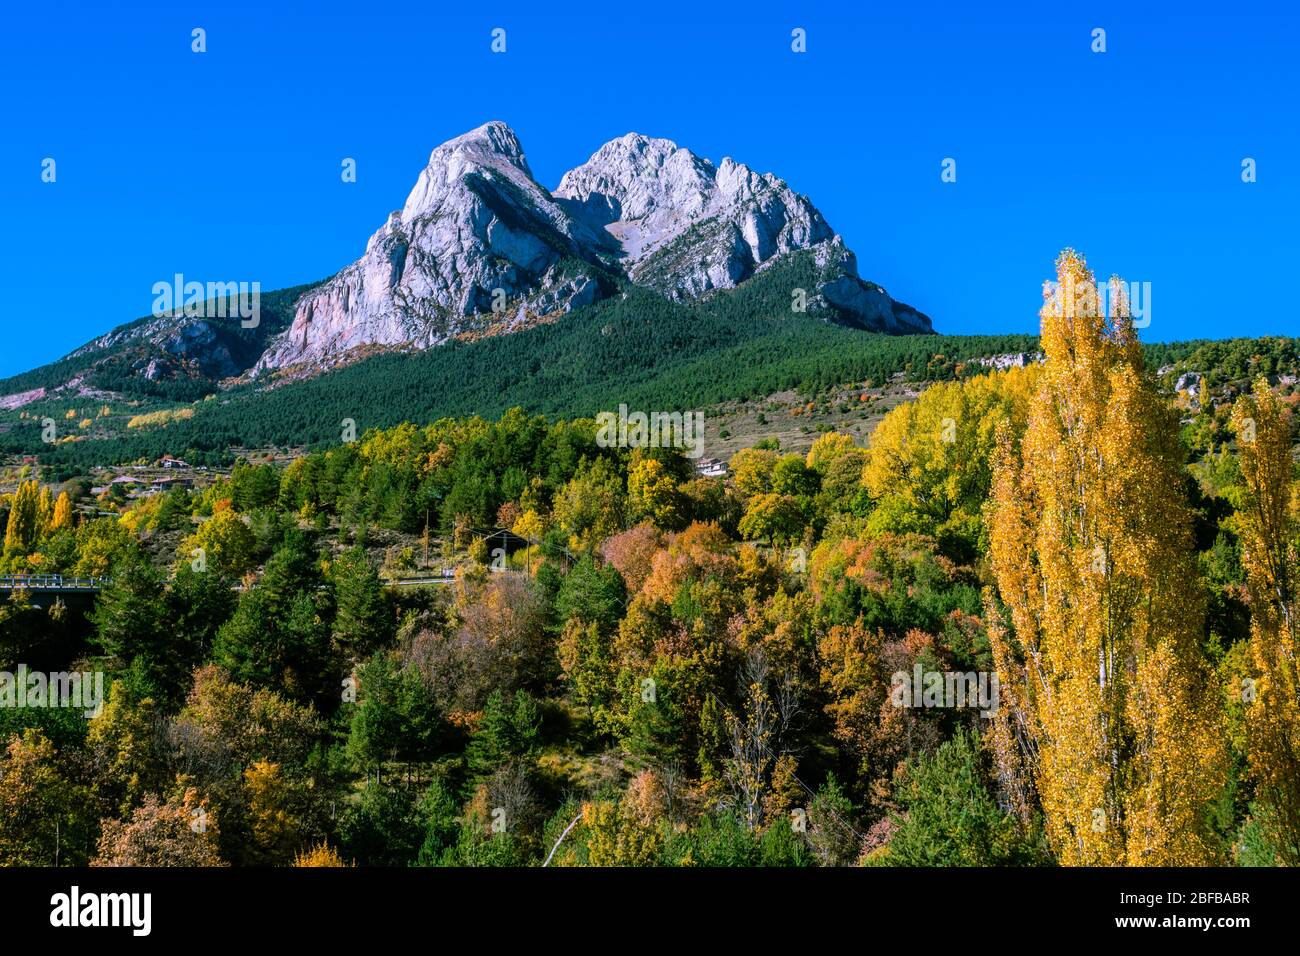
[0,574,110,591]
[380,569,458,586]
[2,568,461,592]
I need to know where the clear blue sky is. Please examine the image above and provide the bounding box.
[2,0,1296,377]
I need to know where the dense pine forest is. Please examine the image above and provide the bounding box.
[1,251,1297,868]
[0,250,1217,474]
[5,251,1287,480]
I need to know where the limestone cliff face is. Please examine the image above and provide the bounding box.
[555,132,836,297]
[557,131,928,331]
[255,122,616,372]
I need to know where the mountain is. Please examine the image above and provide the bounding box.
[0,122,931,406]
[555,132,834,290]
[0,284,315,405]
[254,123,621,374]
[554,132,929,333]
[253,122,930,375]
[9,262,1038,471]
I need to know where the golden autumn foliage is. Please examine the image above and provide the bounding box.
[552,457,625,550]
[126,407,196,429]
[51,490,74,530]
[181,508,257,576]
[37,486,54,534]
[863,364,1039,554]
[987,249,1226,865]
[3,480,42,557]
[1230,379,1300,863]
[0,730,97,866]
[728,447,779,500]
[805,431,858,471]
[818,620,946,814]
[243,760,303,866]
[294,842,350,867]
[581,796,663,866]
[626,457,683,531]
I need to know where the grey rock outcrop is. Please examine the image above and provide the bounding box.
[554,133,929,332]
[256,122,616,372]
[555,133,834,294]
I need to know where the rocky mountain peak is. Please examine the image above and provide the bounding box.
[555,133,715,234]
[251,123,930,375]
[399,120,534,224]
[554,133,835,293]
[255,122,611,374]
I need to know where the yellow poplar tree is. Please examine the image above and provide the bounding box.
[988,249,1225,865]
[36,486,54,538]
[243,760,302,866]
[51,491,74,531]
[1230,379,1300,863]
[3,480,42,558]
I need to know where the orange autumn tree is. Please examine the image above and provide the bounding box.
[987,249,1225,865]
[1230,379,1300,863]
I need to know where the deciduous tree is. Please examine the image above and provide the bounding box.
[1230,379,1300,863]
[988,250,1226,865]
